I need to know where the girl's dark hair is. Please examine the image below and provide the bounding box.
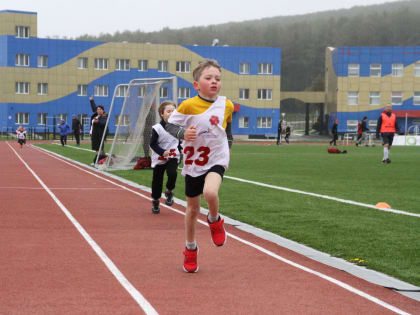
[158,100,176,117]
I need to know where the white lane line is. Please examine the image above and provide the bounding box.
[225,175,420,218]
[0,187,124,190]
[32,145,411,315]
[7,143,158,315]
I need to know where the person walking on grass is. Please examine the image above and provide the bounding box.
[376,104,400,164]
[165,59,234,273]
[329,119,338,146]
[57,119,70,146]
[150,101,181,214]
[356,116,369,147]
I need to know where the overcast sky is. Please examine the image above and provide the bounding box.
[3,0,398,38]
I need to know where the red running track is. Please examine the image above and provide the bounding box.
[0,141,418,314]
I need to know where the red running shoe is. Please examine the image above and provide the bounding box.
[183,247,199,273]
[207,216,227,246]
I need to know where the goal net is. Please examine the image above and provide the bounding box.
[98,77,177,170]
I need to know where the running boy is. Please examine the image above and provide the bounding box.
[166,59,234,273]
[150,101,180,214]
[16,126,27,148]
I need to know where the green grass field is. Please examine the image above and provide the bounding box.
[35,141,420,287]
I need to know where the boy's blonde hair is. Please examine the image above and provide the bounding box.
[193,59,222,81]
[158,100,176,117]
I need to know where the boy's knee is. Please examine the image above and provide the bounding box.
[203,188,218,202]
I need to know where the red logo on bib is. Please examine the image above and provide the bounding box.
[209,115,219,126]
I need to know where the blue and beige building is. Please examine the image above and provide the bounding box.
[325,46,420,133]
[0,10,281,137]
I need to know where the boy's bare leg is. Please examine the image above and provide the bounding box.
[203,172,222,219]
[185,196,201,243]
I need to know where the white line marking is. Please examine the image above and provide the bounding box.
[32,145,411,314]
[7,142,158,315]
[225,175,420,218]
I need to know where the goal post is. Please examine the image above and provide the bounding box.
[97,76,177,170]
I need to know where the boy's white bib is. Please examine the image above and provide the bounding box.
[168,96,229,177]
[151,123,180,168]
[16,131,26,139]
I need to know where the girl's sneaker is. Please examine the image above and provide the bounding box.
[165,190,174,206]
[183,247,199,273]
[151,200,160,214]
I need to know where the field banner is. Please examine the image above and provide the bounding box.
[392,135,420,146]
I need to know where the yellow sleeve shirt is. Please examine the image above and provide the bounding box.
[177,95,234,129]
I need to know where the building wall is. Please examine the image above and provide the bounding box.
[327,46,420,133]
[0,10,37,37]
[0,10,281,137]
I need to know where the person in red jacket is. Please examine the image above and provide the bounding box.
[376,105,400,164]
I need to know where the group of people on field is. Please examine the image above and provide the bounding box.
[329,104,400,163]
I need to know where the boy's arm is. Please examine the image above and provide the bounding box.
[165,123,185,140]
[226,122,233,148]
[376,116,382,137]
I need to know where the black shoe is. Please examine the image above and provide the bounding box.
[165,190,174,206]
[386,159,391,164]
[152,199,160,214]
[355,143,359,147]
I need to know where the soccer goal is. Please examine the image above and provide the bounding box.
[97,76,177,170]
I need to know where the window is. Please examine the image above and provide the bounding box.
[37,83,48,95]
[94,58,108,70]
[257,89,272,100]
[16,26,29,38]
[257,117,272,128]
[415,63,420,77]
[414,92,420,105]
[79,114,89,127]
[369,92,380,105]
[391,91,402,105]
[239,63,250,74]
[15,54,29,66]
[347,120,358,132]
[239,117,249,128]
[15,112,29,124]
[138,86,146,97]
[258,63,273,74]
[392,63,403,77]
[38,55,48,67]
[116,85,128,97]
[137,60,148,71]
[348,64,360,77]
[178,87,190,99]
[116,59,130,71]
[16,82,29,94]
[239,88,249,100]
[78,57,88,69]
[176,61,190,73]
[158,60,168,72]
[160,87,168,98]
[38,113,47,125]
[368,120,377,131]
[347,91,358,105]
[370,64,381,77]
[115,115,130,126]
[15,54,29,67]
[56,114,67,122]
[94,85,108,97]
[77,84,88,96]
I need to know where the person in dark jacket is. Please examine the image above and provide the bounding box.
[356,116,369,147]
[376,104,400,164]
[89,96,109,163]
[276,119,283,145]
[72,115,82,146]
[57,119,70,146]
[329,119,338,146]
[285,125,291,144]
